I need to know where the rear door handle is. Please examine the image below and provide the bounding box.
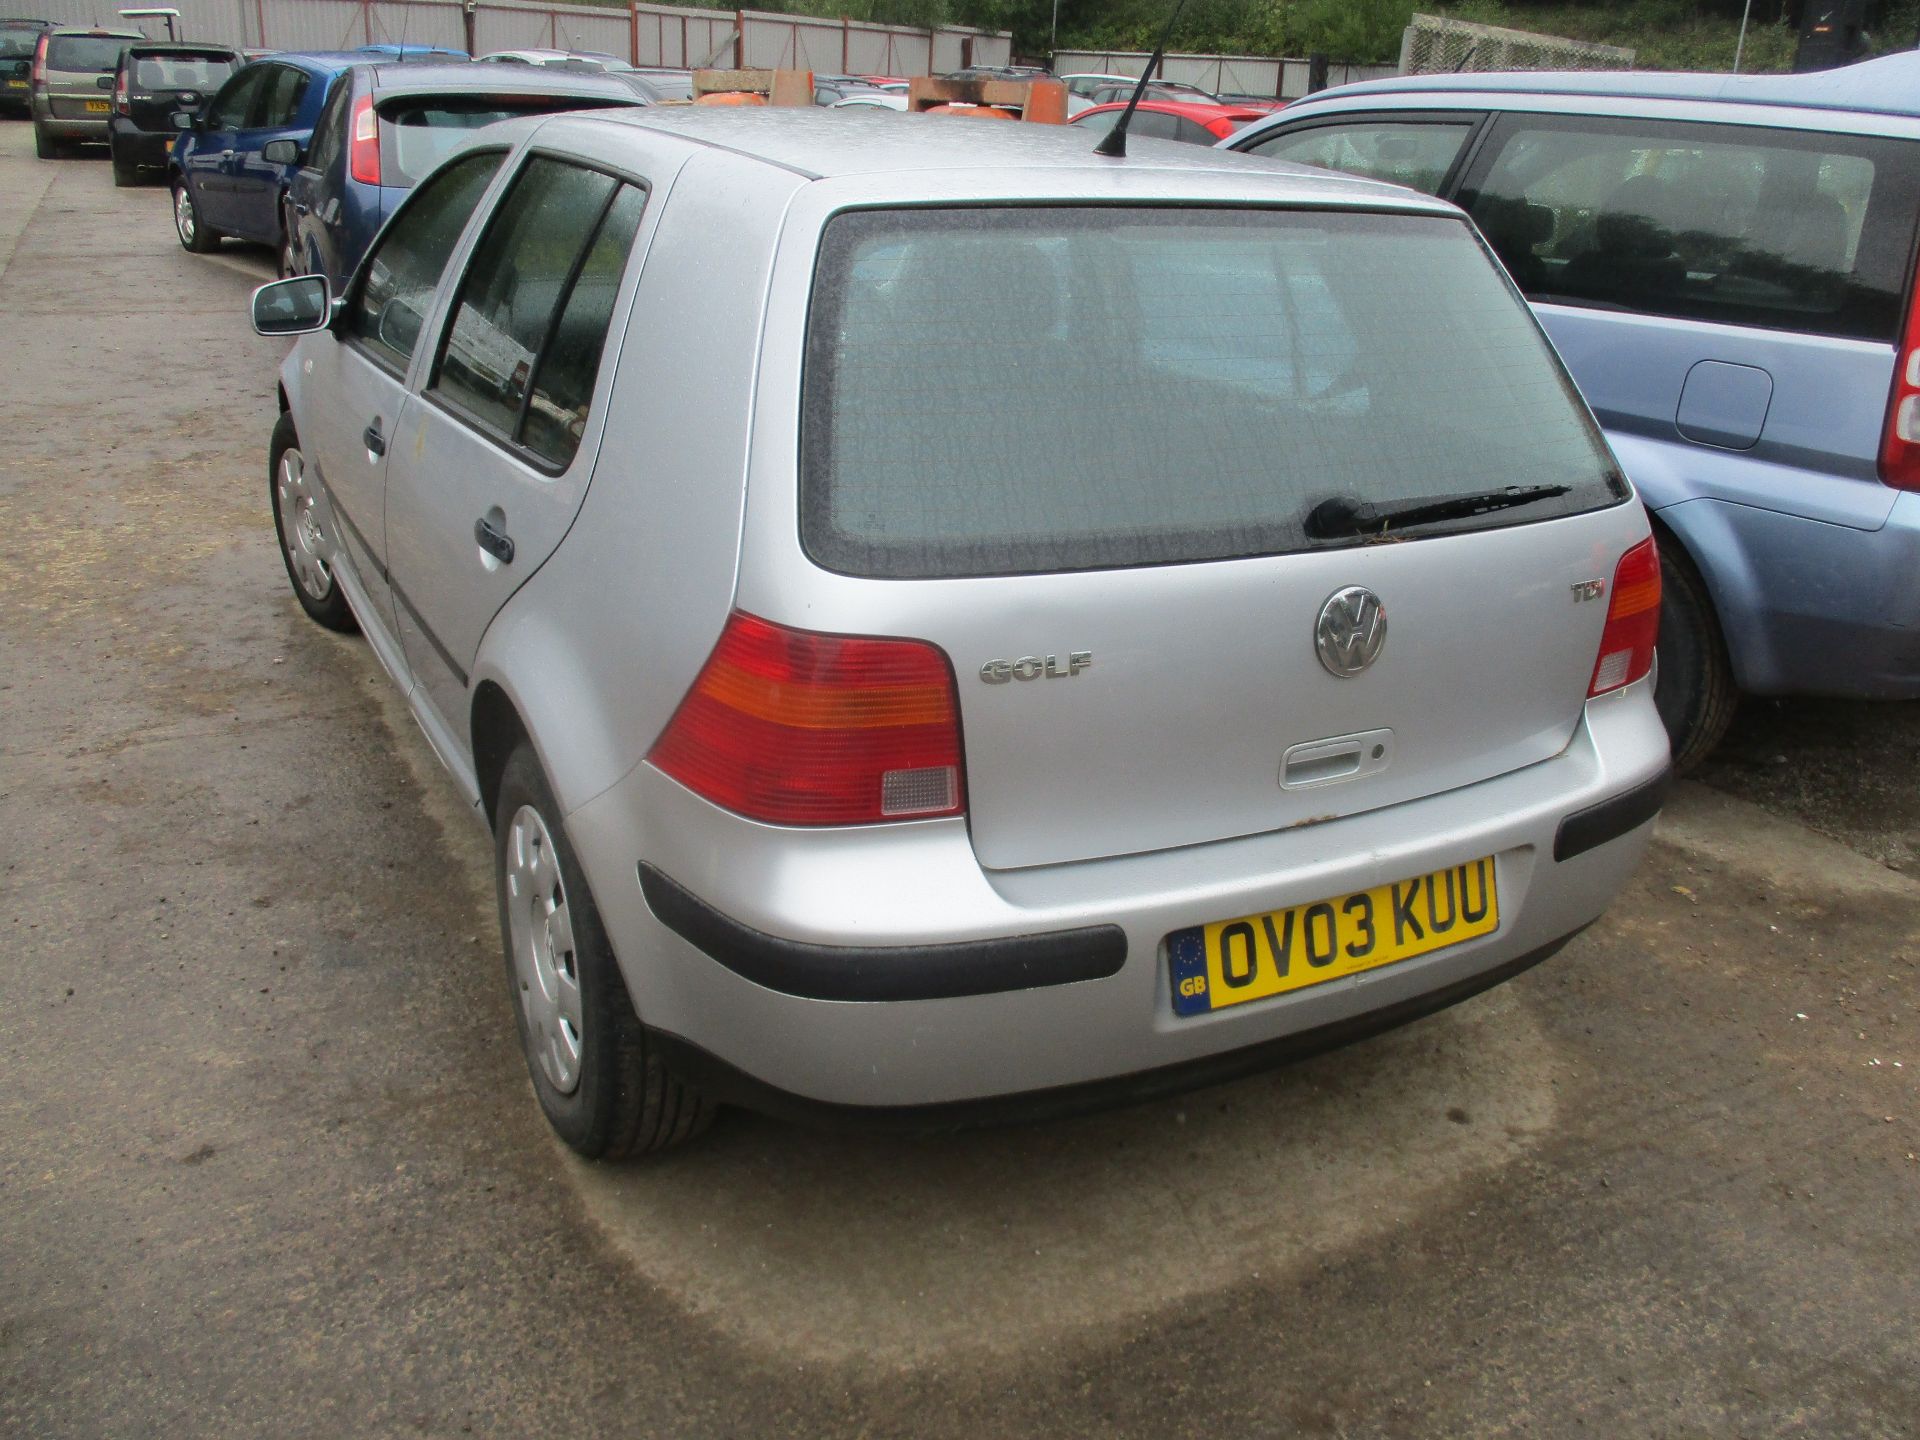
[474,516,515,565]
[362,420,386,456]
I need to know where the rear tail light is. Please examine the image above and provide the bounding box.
[647,612,966,826]
[348,93,379,185]
[30,32,47,86]
[1879,267,1920,489]
[113,69,129,115]
[1588,538,1661,697]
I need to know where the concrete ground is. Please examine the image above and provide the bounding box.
[1,122,1916,1439]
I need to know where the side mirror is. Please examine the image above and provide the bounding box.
[251,275,334,337]
[170,109,196,130]
[262,138,302,165]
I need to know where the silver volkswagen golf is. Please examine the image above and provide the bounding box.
[251,107,1670,1158]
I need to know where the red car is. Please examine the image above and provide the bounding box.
[1067,97,1273,145]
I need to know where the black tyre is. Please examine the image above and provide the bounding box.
[1653,535,1738,773]
[110,147,137,187]
[267,412,357,633]
[171,178,220,253]
[33,122,57,159]
[494,743,715,1160]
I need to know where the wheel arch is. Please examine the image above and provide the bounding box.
[471,680,530,830]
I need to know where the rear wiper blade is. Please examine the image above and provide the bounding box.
[1304,484,1572,540]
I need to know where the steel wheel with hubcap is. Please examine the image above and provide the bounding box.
[493,744,714,1159]
[504,804,585,1094]
[172,180,220,253]
[267,412,356,633]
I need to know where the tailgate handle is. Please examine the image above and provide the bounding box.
[1281,729,1393,790]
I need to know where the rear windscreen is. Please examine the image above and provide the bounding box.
[134,54,235,89]
[377,96,626,186]
[1,30,38,59]
[799,206,1628,579]
[47,35,130,72]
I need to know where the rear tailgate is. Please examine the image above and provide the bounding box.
[792,203,1642,870]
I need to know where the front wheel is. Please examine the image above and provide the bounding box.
[1653,536,1737,772]
[172,179,220,253]
[494,743,715,1160]
[268,412,356,633]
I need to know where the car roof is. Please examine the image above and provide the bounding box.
[46,25,142,35]
[528,105,1458,210]
[1072,99,1268,123]
[124,40,239,54]
[361,59,637,100]
[1301,49,1920,121]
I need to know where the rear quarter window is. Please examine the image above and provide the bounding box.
[799,205,1626,579]
[1458,115,1920,342]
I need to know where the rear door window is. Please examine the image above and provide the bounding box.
[1456,115,1920,341]
[349,149,505,374]
[1242,117,1478,194]
[800,206,1625,579]
[430,157,647,468]
[305,71,351,175]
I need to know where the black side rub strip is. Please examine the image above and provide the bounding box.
[638,864,1127,1002]
[1554,765,1673,862]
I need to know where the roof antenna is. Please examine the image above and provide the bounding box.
[1094,0,1192,159]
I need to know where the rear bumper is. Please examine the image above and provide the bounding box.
[1660,491,1920,698]
[108,119,175,167]
[35,108,110,140]
[650,931,1583,1133]
[570,681,1669,1110]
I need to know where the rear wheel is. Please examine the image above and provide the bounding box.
[111,146,137,187]
[268,412,356,633]
[1653,535,1737,773]
[33,122,58,159]
[172,179,220,253]
[494,743,715,1160]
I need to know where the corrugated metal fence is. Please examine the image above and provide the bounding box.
[1053,49,1398,101]
[25,0,1010,73]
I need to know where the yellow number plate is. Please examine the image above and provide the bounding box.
[85,99,110,112]
[1168,858,1499,1016]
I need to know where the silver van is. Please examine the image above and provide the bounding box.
[31,25,140,157]
[251,111,1669,1157]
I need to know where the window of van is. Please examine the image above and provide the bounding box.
[801,206,1625,579]
[1458,116,1920,342]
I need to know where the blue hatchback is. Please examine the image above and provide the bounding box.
[1225,55,1920,768]
[282,62,642,291]
[168,51,361,258]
